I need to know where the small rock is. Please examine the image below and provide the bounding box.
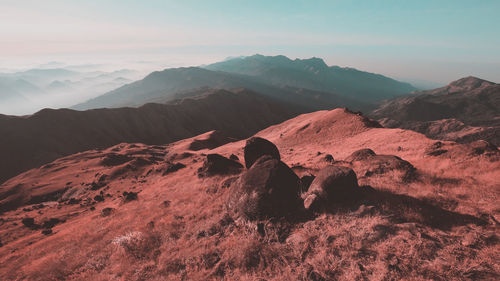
[163,162,186,175]
[229,154,239,161]
[42,218,62,229]
[67,198,81,205]
[101,207,115,217]
[198,154,243,177]
[323,154,334,163]
[123,191,138,202]
[90,181,106,191]
[21,218,37,229]
[41,229,53,235]
[425,142,448,156]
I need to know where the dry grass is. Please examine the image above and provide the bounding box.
[5,161,496,281]
[0,111,499,280]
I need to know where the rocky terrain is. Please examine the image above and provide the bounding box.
[1,108,498,280]
[371,76,500,145]
[0,88,300,184]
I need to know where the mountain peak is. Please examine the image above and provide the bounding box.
[448,76,495,90]
[296,57,329,70]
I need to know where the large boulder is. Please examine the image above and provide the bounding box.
[198,154,243,177]
[346,149,417,182]
[244,137,280,169]
[303,166,359,211]
[228,155,302,220]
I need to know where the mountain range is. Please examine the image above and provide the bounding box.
[205,54,417,101]
[74,55,416,111]
[1,56,498,185]
[0,68,140,115]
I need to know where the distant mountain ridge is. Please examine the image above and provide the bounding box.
[0,67,141,115]
[74,55,416,111]
[73,66,367,112]
[205,54,417,102]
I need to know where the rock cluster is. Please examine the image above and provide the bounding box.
[228,137,361,220]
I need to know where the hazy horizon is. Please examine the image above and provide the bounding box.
[1,0,499,84]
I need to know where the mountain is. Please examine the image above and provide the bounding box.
[11,68,79,86]
[45,80,77,94]
[0,67,143,115]
[0,84,27,105]
[74,55,415,111]
[73,66,367,111]
[0,78,39,114]
[0,88,300,184]
[0,108,498,280]
[370,76,500,145]
[205,54,418,102]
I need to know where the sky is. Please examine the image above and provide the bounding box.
[1,0,499,84]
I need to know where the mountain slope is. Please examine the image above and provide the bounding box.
[73,66,367,111]
[370,76,500,145]
[0,88,299,184]
[0,108,498,280]
[205,54,417,102]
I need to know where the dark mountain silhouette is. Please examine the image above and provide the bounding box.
[370,76,500,145]
[205,54,417,102]
[0,88,300,184]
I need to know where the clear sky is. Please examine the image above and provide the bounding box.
[1,0,499,84]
